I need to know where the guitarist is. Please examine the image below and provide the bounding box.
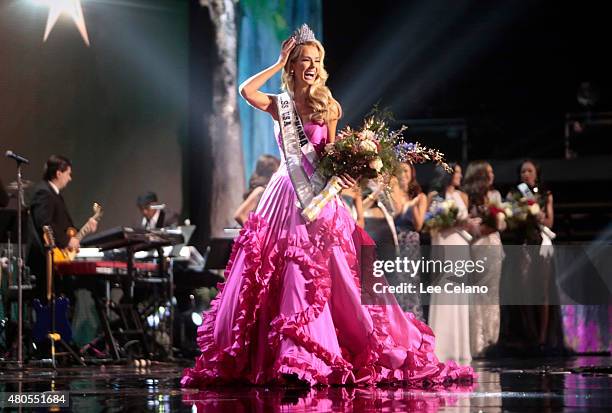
[27,155,98,299]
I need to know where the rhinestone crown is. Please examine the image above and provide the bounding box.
[294,24,316,45]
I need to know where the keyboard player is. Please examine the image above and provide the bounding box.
[136,191,179,230]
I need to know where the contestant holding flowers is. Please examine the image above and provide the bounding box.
[182,24,474,387]
[425,164,475,362]
[462,161,505,357]
[499,159,565,355]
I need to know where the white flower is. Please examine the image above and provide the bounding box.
[440,200,454,213]
[528,203,540,215]
[369,157,383,172]
[324,143,335,153]
[362,130,376,140]
[359,140,378,153]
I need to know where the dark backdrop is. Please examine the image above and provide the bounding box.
[0,0,189,230]
[323,0,612,161]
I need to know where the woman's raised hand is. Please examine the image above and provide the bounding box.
[278,37,296,67]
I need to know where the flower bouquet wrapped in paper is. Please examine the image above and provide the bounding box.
[301,111,451,222]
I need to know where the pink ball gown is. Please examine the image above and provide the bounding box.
[181,121,475,387]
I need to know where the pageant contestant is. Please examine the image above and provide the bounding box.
[427,164,473,363]
[463,161,504,357]
[182,25,474,387]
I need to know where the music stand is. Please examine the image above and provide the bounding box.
[168,225,195,257]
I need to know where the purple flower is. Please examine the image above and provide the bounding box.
[396,142,416,152]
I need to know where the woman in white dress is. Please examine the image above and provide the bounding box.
[463,161,504,357]
[427,164,474,362]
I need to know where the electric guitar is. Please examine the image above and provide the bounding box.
[33,225,73,344]
[53,202,103,262]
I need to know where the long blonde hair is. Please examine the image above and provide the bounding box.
[281,40,340,124]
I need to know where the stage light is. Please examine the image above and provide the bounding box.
[147,314,160,328]
[42,0,90,46]
[191,312,203,326]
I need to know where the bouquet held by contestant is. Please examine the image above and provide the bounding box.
[302,113,452,221]
[424,196,473,242]
[479,198,511,231]
[504,192,543,243]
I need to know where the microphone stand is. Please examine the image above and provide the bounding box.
[11,158,26,368]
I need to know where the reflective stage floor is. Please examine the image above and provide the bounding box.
[0,356,610,412]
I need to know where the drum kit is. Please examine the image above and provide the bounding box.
[6,180,33,191]
[1,151,29,368]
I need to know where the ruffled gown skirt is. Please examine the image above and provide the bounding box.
[182,167,474,387]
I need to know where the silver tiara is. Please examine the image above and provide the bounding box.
[293,24,316,45]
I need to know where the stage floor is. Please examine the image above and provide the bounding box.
[0,356,610,412]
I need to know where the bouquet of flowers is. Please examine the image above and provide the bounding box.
[505,193,540,226]
[479,199,512,231]
[504,192,542,243]
[424,198,460,232]
[301,111,451,221]
[423,197,473,242]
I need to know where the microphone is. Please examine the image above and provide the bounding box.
[5,150,29,164]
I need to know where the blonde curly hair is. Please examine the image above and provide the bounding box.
[281,40,341,124]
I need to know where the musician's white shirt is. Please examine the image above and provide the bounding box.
[48,181,60,195]
[142,209,160,230]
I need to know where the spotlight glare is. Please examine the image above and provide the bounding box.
[191,312,203,326]
[147,314,160,328]
[43,0,90,46]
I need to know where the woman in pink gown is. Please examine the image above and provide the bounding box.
[181,28,474,388]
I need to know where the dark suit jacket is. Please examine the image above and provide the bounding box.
[141,209,180,229]
[26,181,75,293]
[29,181,75,250]
[156,209,179,228]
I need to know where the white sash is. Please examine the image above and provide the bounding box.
[276,93,327,209]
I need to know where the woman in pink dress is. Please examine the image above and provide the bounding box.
[181,26,474,388]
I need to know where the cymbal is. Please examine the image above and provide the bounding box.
[6,180,33,191]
